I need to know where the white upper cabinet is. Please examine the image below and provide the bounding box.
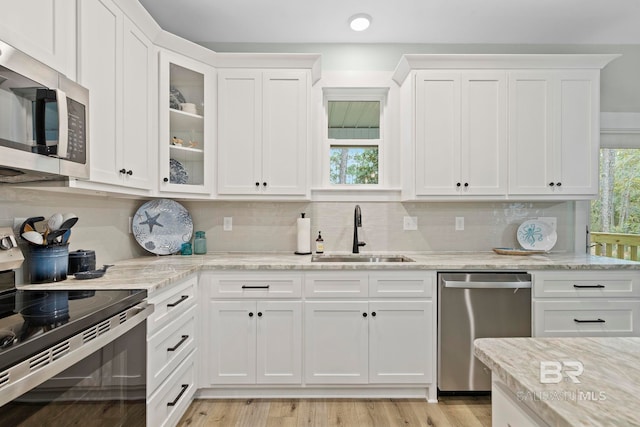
[415,70,507,196]
[217,69,309,197]
[158,50,214,195]
[508,70,599,197]
[77,0,155,191]
[0,1,76,78]
[395,54,618,201]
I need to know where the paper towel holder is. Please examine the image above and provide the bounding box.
[294,212,312,255]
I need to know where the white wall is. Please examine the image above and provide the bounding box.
[202,42,640,113]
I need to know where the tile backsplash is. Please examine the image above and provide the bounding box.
[0,186,575,264]
[185,200,574,253]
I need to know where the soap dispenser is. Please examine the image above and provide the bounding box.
[315,231,324,254]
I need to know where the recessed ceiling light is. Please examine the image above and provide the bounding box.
[349,14,372,32]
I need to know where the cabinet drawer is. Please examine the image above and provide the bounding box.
[148,275,198,334]
[369,272,434,298]
[147,351,196,427]
[148,304,197,394]
[533,300,640,337]
[533,271,640,298]
[209,273,302,298]
[305,273,369,298]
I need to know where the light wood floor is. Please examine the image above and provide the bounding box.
[177,396,491,427]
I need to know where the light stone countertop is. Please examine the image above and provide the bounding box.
[474,337,640,427]
[16,251,640,292]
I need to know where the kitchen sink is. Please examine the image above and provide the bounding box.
[311,254,415,263]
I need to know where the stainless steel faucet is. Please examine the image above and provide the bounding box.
[352,205,366,253]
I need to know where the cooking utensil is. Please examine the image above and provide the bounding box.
[45,228,68,245]
[19,217,45,236]
[74,264,113,280]
[47,213,64,231]
[60,213,79,230]
[21,230,44,245]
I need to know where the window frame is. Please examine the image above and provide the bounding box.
[322,87,389,189]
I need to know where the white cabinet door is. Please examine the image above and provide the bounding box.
[256,301,302,384]
[262,71,308,195]
[217,69,262,194]
[78,0,154,190]
[121,18,154,189]
[369,300,433,384]
[0,1,76,77]
[415,70,506,196]
[415,71,461,195]
[460,71,507,195]
[553,71,599,195]
[209,301,256,384]
[159,51,214,195]
[78,0,122,186]
[304,301,369,384]
[217,69,309,196]
[508,70,598,197]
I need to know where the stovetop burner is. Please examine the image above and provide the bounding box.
[0,286,146,372]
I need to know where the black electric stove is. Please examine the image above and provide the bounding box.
[0,270,146,373]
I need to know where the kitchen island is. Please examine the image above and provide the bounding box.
[474,337,640,427]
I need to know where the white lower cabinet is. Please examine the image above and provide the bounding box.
[492,377,548,427]
[209,300,302,384]
[532,270,640,337]
[304,300,432,385]
[304,301,369,384]
[147,275,198,427]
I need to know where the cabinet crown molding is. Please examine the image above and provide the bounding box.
[392,53,621,85]
[214,52,322,83]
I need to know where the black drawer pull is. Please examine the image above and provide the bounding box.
[573,284,605,289]
[167,384,189,407]
[167,295,189,307]
[167,335,189,352]
[241,285,270,289]
[574,318,606,323]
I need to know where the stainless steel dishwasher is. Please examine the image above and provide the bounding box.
[438,272,532,393]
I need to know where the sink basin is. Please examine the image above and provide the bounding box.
[311,254,415,263]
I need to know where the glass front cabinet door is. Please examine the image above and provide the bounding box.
[159,50,214,195]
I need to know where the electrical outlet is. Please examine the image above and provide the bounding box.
[223,217,232,231]
[403,216,418,230]
[455,217,464,231]
[13,217,27,233]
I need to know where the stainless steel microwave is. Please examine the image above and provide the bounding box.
[0,40,89,183]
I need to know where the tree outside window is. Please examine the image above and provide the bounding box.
[590,148,640,233]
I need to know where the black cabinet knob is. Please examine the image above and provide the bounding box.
[257,312,263,317]
[163,177,169,182]
[549,182,555,187]
[464,183,469,187]
[255,182,260,187]
[362,312,368,318]
[249,312,254,317]
[263,182,267,187]
[372,312,377,317]
[456,182,461,187]
[119,168,126,174]
[127,170,133,176]
[556,182,562,187]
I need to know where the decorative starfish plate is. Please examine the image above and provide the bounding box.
[132,199,193,255]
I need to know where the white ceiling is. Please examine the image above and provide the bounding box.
[139,0,640,45]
